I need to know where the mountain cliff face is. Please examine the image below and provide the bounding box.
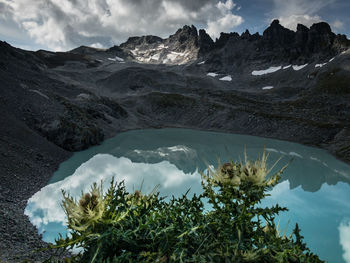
[111,25,211,64]
[0,20,350,261]
[76,20,349,66]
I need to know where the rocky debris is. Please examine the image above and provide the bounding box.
[327,128,350,163]
[36,50,100,68]
[120,35,163,50]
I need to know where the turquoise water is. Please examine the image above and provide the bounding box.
[25,128,350,262]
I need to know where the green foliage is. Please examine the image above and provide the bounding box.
[50,151,324,262]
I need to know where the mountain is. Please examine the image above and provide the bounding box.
[70,20,349,66]
[0,21,350,261]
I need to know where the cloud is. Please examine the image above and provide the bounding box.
[270,0,335,31]
[339,220,350,263]
[332,19,345,30]
[207,0,244,39]
[25,154,202,237]
[278,14,322,31]
[0,0,243,51]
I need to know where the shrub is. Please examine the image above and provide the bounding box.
[51,151,323,262]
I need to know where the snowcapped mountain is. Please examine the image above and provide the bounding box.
[71,20,349,66]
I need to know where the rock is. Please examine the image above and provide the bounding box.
[241,29,251,39]
[119,35,163,50]
[198,29,214,55]
[262,19,295,48]
[327,128,350,163]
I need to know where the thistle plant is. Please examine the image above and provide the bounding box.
[62,183,105,232]
[49,151,323,263]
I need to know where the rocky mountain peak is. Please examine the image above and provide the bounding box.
[120,35,163,49]
[172,25,198,39]
[168,25,198,49]
[241,29,251,39]
[101,21,349,66]
[262,19,295,47]
[198,29,214,54]
[310,22,332,35]
[296,23,309,33]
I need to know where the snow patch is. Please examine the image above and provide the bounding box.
[315,63,327,68]
[108,56,124,62]
[283,65,291,69]
[29,90,49,100]
[197,61,205,65]
[252,66,281,76]
[329,57,335,62]
[219,75,232,81]
[207,72,218,77]
[151,53,160,60]
[262,86,274,90]
[292,64,308,71]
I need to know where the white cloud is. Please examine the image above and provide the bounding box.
[332,19,345,30]
[25,154,202,235]
[90,43,105,49]
[217,0,236,12]
[0,0,243,51]
[278,14,322,31]
[270,0,335,31]
[339,220,350,263]
[207,0,243,39]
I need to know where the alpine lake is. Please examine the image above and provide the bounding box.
[25,128,350,262]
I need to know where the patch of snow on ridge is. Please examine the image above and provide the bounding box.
[29,90,49,100]
[108,56,124,62]
[329,57,335,62]
[151,53,160,60]
[252,66,281,76]
[198,61,205,65]
[292,64,308,71]
[220,75,232,81]
[283,65,291,69]
[315,63,327,68]
[207,72,218,77]
[262,86,274,90]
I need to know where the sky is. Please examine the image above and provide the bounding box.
[0,0,349,51]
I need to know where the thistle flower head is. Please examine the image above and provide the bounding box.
[204,149,288,188]
[62,182,105,232]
